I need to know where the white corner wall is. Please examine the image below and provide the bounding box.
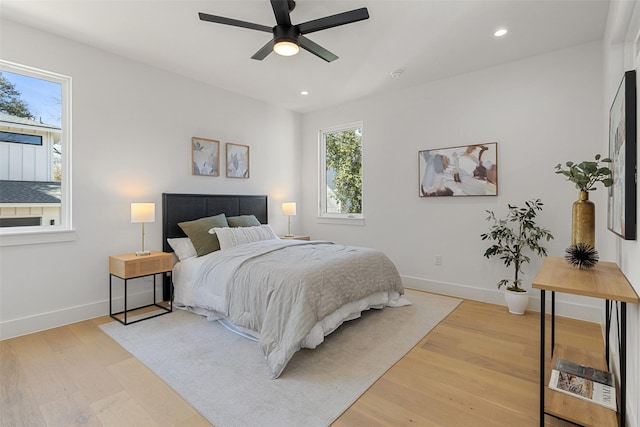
[302,41,606,321]
[603,1,640,426]
[0,20,302,339]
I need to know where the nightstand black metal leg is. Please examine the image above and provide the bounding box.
[109,274,113,317]
[124,278,128,325]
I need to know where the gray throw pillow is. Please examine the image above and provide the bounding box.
[227,215,261,227]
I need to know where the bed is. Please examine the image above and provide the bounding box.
[162,193,409,378]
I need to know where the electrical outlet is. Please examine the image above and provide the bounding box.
[435,255,442,266]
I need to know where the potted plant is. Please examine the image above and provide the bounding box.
[554,154,612,249]
[481,199,554,314]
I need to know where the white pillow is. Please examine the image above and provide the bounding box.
[167,237,197,261]
[209,224,277,250]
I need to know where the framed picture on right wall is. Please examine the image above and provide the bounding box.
[607,69,637,240]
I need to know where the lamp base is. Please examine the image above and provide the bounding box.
[135,250,151,256]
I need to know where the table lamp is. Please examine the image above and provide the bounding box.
[281,202,296,237]
[131,202,155,256]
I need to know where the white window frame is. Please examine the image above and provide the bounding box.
[318,121,364,225]
[0,60,75,246]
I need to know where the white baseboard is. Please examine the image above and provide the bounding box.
[0,290,159,340]
[2,277,606,340]
[401,275,604,324]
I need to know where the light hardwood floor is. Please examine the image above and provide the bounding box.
[1,296,605,427]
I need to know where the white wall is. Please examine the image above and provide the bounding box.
[603,1,640,426]
[302,40,606,320]
[0,20,302,339]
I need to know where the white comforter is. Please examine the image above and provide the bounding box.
[173,239,408,378]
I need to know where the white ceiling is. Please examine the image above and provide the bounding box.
[1,0,610,114]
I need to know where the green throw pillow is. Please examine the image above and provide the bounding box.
[227,215,261,227]
[178,213,229,256]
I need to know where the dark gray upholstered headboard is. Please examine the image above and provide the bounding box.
[161,193,268,299]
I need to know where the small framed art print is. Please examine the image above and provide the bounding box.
[192,137,220,176]
[226,143,250,178]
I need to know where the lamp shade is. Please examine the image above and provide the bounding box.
[282,202,297,216]
[131,203,155,223]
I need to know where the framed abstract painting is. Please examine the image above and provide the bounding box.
[607,70,637,240]
[418,142,498,197]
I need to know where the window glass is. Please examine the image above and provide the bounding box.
[0,61,71,237]
[0,131,43,145]
[319,123,363,220]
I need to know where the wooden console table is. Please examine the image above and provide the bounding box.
[533,257,638,427]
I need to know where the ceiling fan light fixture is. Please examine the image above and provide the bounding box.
[274,40,299,56]
[199,2,369,62]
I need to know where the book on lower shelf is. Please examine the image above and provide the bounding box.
[549,363,617,411]
[554,359,614,386]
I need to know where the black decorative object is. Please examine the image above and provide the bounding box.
[564,243,599,269]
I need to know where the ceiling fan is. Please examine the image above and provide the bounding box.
[198,0,369,62]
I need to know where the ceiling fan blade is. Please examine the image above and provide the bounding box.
[298,35,338,62]
[251,40,275,60]
[297,8,369,35]
[270,0,292,26]
[199,12,272,33]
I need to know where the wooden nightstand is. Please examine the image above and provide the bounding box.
[109,251,173,325]
[280,235,311,241]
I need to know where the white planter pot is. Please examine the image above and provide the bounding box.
[504,289,529,315]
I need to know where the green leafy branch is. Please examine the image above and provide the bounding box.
[554,154,613,191]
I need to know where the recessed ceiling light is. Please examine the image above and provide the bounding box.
[390,70,404,78]
[300,91,309,96]
[494,28,508,37]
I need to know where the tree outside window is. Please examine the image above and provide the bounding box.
[320,123,363,219]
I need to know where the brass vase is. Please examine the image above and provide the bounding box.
[571,190,595,248]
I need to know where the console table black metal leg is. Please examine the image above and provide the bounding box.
[620,301,626,427]
[606,300,611,368]
[540,289,545,427]
[551,291,555,357]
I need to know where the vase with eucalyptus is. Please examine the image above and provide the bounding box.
[554,154,612,250]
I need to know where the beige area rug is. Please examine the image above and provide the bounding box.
[100,289,461,427]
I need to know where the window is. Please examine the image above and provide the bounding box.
[0,60,73,245]
[319,122,364,223]
[0,131,43,145]
[0,217,41,227]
